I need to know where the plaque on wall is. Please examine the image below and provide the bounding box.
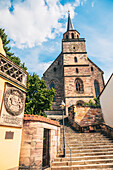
[5,131,14,139]
[0,83,26,127]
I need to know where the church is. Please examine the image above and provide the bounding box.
[43,12,104,116]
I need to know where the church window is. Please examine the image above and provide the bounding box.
[50,82,55,102]
[53,67,56,72]
[76,68,79,73]
[72,33,74,39]
[91,67,93,71]
[75,78,84,93]
[74,57,77,62]
[66,35,68,39]
[73,47,75,49]
[94,80,100,97]
[77,34,79,39]
[76,100,84,106]
[58,61,60,65]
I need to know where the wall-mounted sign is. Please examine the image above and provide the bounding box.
[5,131,14,139]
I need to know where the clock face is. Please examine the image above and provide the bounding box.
[4,88,24,116]
[69,43,79,52]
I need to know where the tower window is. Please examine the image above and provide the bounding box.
[91,67,93,71]
[94,80,100,97]
[75,78,84,93]
[74,57,77,62]
[76,68,79,73]
[58,61,60,65]
[50,82,55,102]
[66,35,68,39]
[53,67,56,72]
[71,33,74,39]
[73,47,75,50]
[77,35,79,39]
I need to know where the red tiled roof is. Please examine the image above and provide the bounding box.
[24,114,60,127]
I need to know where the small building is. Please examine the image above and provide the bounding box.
[100,74,113,127]
[19,114,60,170]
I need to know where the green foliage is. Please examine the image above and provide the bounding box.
[83,97,101,108]
[25,73,55,116]
[0,28,27,71]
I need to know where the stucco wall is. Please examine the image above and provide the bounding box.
[100,75,113,127]
[0,126,22,170]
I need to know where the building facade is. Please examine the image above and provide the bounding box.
[43,12,104,116]
[100,74,113,127]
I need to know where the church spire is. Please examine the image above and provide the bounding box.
[67,11,74,31]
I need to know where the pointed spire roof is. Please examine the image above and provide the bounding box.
[67,11,74,31]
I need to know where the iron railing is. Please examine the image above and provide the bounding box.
[66,142,72,166]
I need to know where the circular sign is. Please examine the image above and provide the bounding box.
[4,88,24,116]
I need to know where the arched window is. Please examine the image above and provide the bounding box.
[77,34,79,39]
[50,82,55,102]
[53,67,56,72]
[75,78,84,93]
[91,67,93,72]
[71,33,74,39]
[74,57,77,62]
[76,68,79,73]
[76,100,84,106]
[94,80,100,97]
[66,35,68,39]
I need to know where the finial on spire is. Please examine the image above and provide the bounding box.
[67,11,74,31]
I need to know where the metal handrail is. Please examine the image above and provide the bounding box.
[65,142,72,166]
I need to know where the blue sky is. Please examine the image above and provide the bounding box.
[0,0,113,82]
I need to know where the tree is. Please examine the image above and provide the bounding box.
[83,97,101,108]
[0,28,55,116]
[25,73,55,116]
[0,28,27,70]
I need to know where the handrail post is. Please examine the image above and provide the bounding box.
[63,108,66,157]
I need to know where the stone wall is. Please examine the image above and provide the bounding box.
[43,53,64,114]
[19,114,60,169]
[68,106,104,127]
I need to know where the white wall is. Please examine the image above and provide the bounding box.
[100,75,113,127]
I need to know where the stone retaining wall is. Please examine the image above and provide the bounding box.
[68,106,104,127]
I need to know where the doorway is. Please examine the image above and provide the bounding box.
[42,129,50,168]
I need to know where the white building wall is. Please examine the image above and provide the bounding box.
[100,75,113,127]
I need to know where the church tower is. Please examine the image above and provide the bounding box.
[43,12,104,116]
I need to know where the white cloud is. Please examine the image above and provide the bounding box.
[0,0,83,49]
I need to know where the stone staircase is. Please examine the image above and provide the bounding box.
[51,121,113,169]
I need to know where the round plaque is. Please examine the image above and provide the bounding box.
[4,88,24,116]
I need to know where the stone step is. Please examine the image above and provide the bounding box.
[51,163,113,170]
[60,135,110,139]
[52,158,113,166]
[64,142,113,147]
[57,151,113,157]
[65,148,113,154]
[60,139,112,144]
[64,144,113,150]
[54,154,113,162]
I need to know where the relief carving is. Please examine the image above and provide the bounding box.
[4,87,24,116]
